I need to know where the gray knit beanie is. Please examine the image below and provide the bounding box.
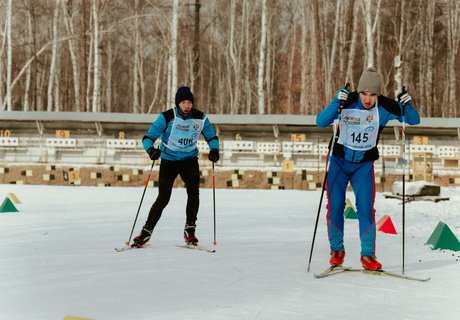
[357,67,381,95]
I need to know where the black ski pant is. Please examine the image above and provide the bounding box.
[144,157,200,231]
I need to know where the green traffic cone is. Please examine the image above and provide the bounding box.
[344,206,358,219]
[0,197,19,213]
[426,221,460,252]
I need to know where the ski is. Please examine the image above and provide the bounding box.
[360,269,431,282]
[115,243,216,253]
[176,244,216,253]
[115,246,135,252]
[314,265,354,278]
[314,266,430,282]
[115,243,148,252]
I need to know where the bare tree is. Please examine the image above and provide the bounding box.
[228,0,239,114]
[446,0,460,117]
[23,9,32,112]
[423,0,436,117]
[257,0,267,114]
[0,7,5,109]
[360,0,381,69]
[5,0,12,111]
[309,0,321,113]
[193,0,201,98]
[300,1,309,114]
[284,2,300,114]
[325,0,342,98]
[91,0,101,113]
[79,0,87,112]
[62,0,81,113]
[345,0,359,88]
[243,1,255,114]
[168,0,179,108]
[47,0,60,112]
[132,0,141,113]
[104,40,113,112]
[393,0,405,98]
[265,4,276,115]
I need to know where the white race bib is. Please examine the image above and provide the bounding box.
[337,107,379,151]
[164,110,205,152]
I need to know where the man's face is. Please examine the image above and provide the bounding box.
[359,91,377,109]
[179,100,193,115]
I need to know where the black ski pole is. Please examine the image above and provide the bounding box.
[400,86,408,274]
[212,162,217,245]
[307,165,329,273]
[307,83,349,272]
[125,160,155,246]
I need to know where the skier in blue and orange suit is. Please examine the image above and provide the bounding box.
[132,86,220,248]
[316,67,420,270]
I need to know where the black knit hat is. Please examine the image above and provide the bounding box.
[175,86,194,107]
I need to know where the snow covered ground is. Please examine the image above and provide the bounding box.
[0,183,459,320]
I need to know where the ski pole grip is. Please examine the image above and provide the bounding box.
[339,83,351,109]
[400,85,408,117]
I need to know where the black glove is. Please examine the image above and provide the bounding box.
[147,147,161,160]
[337,88,349,103]
[338,83,350,110]
[208,148,219,163]
[397,86,411,105]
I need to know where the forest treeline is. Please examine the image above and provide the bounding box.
[0,0,459,117]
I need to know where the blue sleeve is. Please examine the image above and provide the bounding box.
[142,114,167,152]
[316,95,341,128]
[202,116,220,150]
[402,102,420,125]
[382,102,420,126]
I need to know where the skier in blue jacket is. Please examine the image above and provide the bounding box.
[132,86,220,248]
[316,67,420,270]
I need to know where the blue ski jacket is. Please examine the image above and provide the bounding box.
[142,107,219,161]
[316,91,420,163]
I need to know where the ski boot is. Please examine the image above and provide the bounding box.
[131,227,152,248]
[329,251,345,266]
[184,224,198,245]
[361,256,383,271]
